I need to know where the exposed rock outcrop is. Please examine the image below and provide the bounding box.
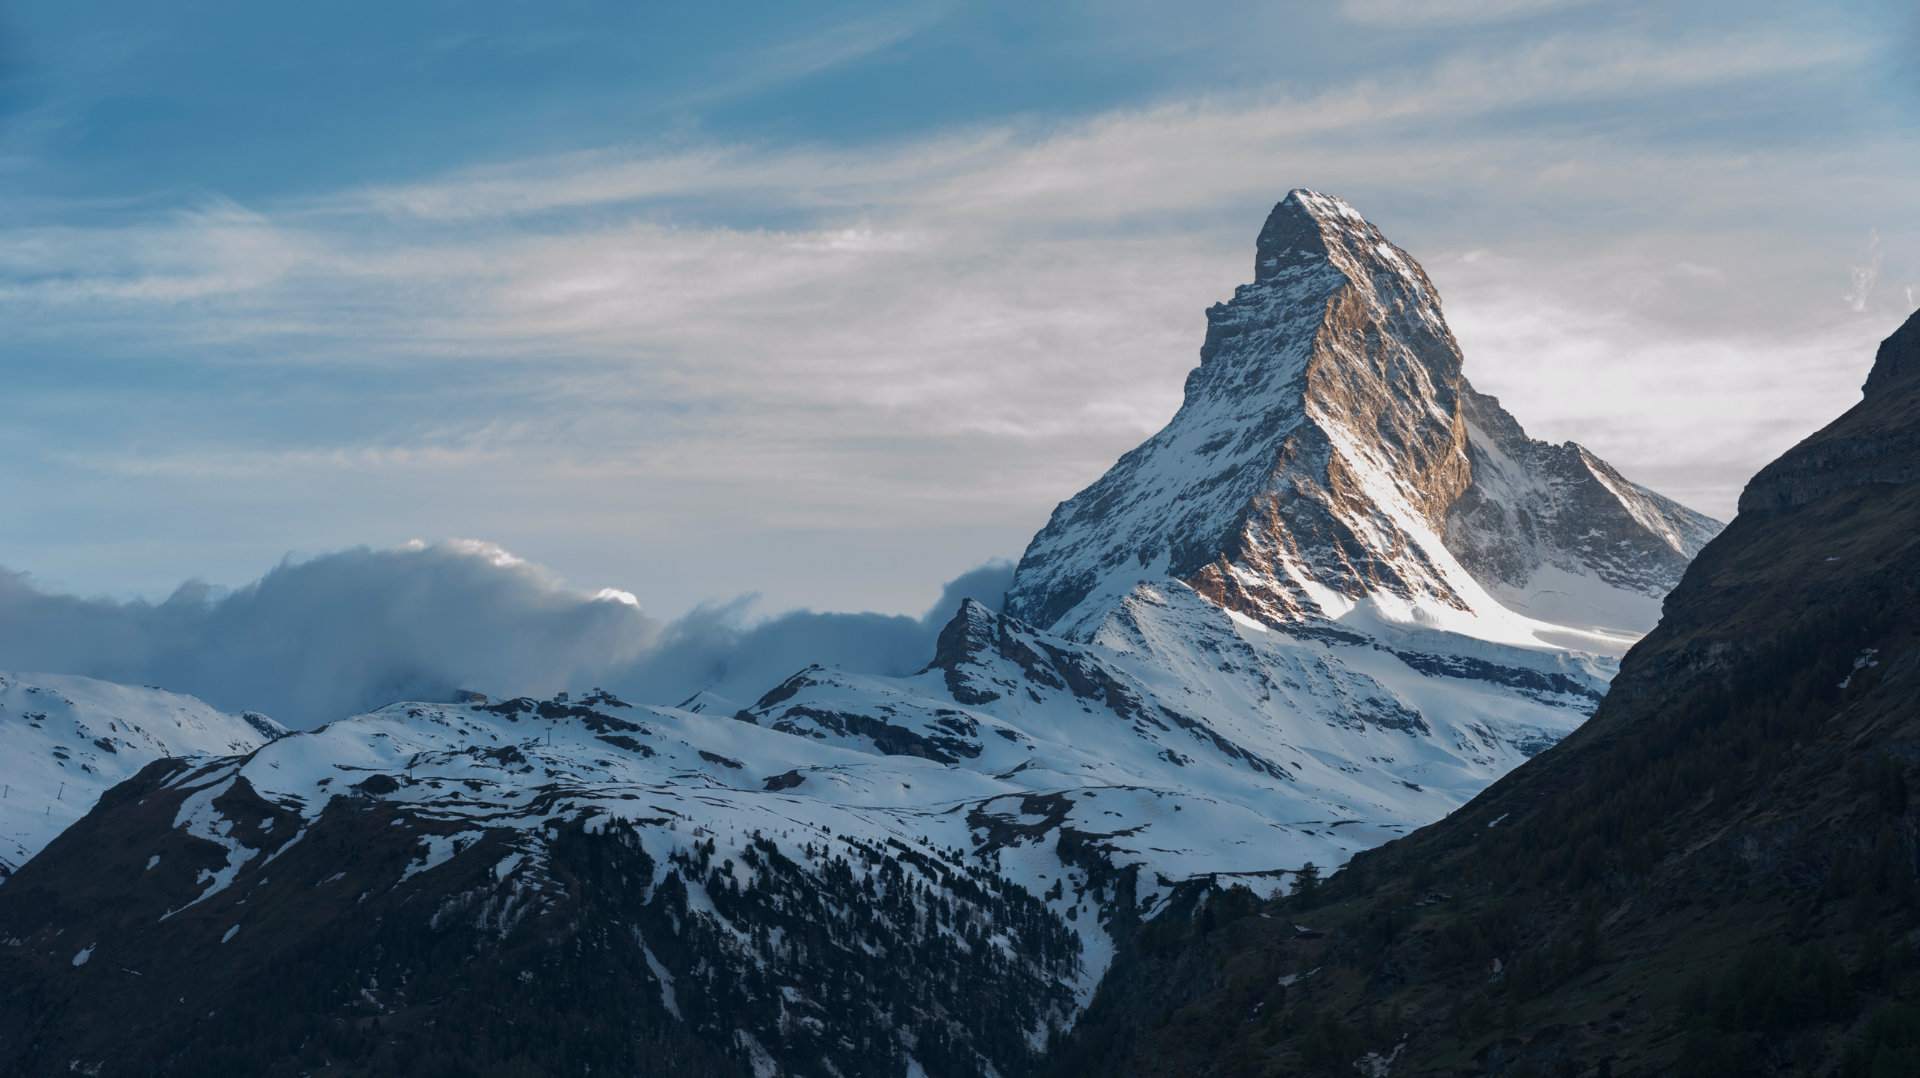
[1004,189,1719,640]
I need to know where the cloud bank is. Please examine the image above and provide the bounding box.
[0,541,1012,729]
[614,559,1014,713]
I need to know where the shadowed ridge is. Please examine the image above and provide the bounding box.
[1740,307,1920,513]
[1251,189,1337,283]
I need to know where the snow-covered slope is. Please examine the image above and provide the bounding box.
[748,593,1598,884]
[1002,189,1719,644]
[0,672,286,878]
[34,638,1592,1077]
[1448,386,1721,634]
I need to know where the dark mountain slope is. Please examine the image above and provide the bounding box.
[0,729,1084,1078]
[1039,308,1920,1078]
[1740,309,1920,512]
[0,760,746,1078]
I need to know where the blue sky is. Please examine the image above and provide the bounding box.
[2,0,1918,625]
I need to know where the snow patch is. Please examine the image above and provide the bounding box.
[638,933,681,1019]
[398,832,478,883]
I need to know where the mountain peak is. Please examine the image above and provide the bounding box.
[1252,189,1427,294]
[1862,305,1920,398]
[1042,300,1920,1078]
[1738,306,1920,513]
[1252,189,1372,281]
[1005,190,1718,641]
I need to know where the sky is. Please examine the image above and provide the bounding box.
[1,0,1917,695]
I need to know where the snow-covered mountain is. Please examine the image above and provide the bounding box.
[0,658,1589,1078]
[0,191,1721,1078]
[1003,189,1718,643]
[0,672,286,879]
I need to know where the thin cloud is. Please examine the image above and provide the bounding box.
[1340,0,1599,26]
[1848,230,1883,312]
[326,26,1859,226]
[682,11,934,107]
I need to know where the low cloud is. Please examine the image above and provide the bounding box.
[0,541,1013,729]
[605,559,1014,710]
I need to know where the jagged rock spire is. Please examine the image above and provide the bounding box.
[1005,190,1719,640]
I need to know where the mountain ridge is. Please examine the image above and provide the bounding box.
[1740,308,1920,513]
[0,672,285,881]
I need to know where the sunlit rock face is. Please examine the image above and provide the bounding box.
[1003,188,1719,644]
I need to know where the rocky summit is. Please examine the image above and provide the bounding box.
[1003,189,1718,642]
[0,193,1721,1078]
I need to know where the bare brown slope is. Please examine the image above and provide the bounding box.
[1039,308,1920,1078]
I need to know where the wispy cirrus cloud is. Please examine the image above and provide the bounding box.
[328,26,1861,228]
[1848,230,1884,313]
[682,9,937,106]
[1339,0,1600,27]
